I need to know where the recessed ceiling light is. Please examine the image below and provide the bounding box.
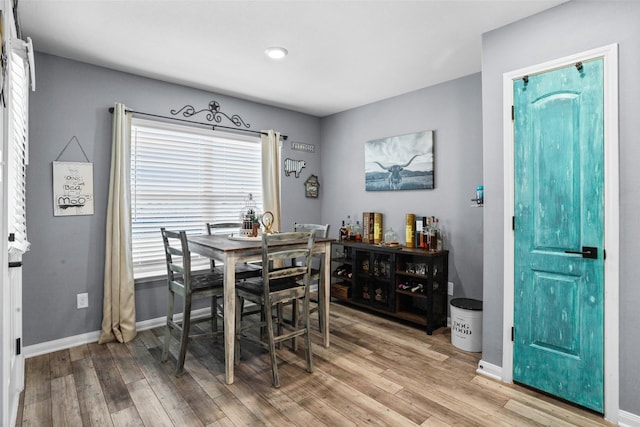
[265,46,288,60]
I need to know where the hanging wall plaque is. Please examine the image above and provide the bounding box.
[53,161,94,216]
[304,174,319,198]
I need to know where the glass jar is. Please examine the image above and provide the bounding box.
[384,227,399,244]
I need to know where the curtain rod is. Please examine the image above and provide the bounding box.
[108,107,288,140]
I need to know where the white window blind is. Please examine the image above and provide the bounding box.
[131,118,263,279]
[7,50,30,255]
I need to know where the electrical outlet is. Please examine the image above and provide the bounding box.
[77,293,89,309]
[448,281,454,296]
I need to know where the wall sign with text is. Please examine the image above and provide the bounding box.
[53,161,94,216]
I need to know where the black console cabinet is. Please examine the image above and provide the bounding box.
[330,241,448,334]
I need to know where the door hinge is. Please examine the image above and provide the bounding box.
[16,338,21,355]
[603,249,606,260]
[511,105,515,121]
[512,216,515,231]
[511,327,515,342]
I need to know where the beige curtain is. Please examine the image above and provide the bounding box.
[261,130,282,232]
[98,103,137,344]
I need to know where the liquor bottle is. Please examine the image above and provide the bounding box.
[373,213,383,244]
[435,218,443,251]
[405,213,415,247]
[429,216,438,251]
[339,220,347,241]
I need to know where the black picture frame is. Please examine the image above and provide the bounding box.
[365,130,434,191]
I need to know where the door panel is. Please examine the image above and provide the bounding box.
[513,59,604,412]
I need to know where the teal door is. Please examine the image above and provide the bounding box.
[513,59,604,412]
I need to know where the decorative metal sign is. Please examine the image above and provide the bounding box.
[284,158,306,178]
[304,174,319,198]
[291,141,315,153]
[170,100,251,128]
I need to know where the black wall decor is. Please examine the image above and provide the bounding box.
[171,100,251,128]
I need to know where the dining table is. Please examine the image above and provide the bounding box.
[187,233,334,384]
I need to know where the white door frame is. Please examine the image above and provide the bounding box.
[502,44,619,423]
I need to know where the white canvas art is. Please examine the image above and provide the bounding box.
[53,161,94,216]
[365,130,434,191]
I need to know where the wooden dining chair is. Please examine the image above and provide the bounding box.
[234,231,316,388]
[160,228,225,376]
[292,223,330,332]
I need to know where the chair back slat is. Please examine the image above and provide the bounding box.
[206,222,241,234]
[261,231,315,297]
[293,223,330,238]
[160,227,192,291]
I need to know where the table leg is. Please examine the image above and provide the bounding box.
[223,254,237,384]
[321,241,331,347]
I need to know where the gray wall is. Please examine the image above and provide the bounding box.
[25,53,322,345]
[320,74,484,301]
[481,0,640,414]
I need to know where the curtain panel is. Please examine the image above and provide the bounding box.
[261,129,282,233]
[98,103,137,344]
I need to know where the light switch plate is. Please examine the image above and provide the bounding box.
[448,282,454,296]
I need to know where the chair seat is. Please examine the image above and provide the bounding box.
[236,276,303,296]
[234,262,262,280]
[189,270,224,290]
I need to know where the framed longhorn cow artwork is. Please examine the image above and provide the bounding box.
[365,130,434,191]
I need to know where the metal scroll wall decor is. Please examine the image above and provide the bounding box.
[170,100,251,129]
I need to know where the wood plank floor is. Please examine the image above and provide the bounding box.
[17,302,614,426]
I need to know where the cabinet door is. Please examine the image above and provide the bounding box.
[330,243,352,300]
[354,250,394,311]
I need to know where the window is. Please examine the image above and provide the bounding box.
[7,50,30,255]
[130,118,263,279]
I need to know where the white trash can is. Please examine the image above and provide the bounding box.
[450,298,483,352]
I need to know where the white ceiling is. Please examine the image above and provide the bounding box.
[19,0,566,117]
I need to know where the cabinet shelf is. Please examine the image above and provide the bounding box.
[331,241,448,334]
[396,288,428,299]
[395,310,428,326]
[396,271,430,279]
[332,257,353,264]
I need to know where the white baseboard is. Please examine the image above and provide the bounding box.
[23,330,102,358]
[23,308,210,358]
[619,410,640,427]
[476,359,503,381]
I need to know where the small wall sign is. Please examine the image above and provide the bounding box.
[53,161,94,216]
[304,174,319,198]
